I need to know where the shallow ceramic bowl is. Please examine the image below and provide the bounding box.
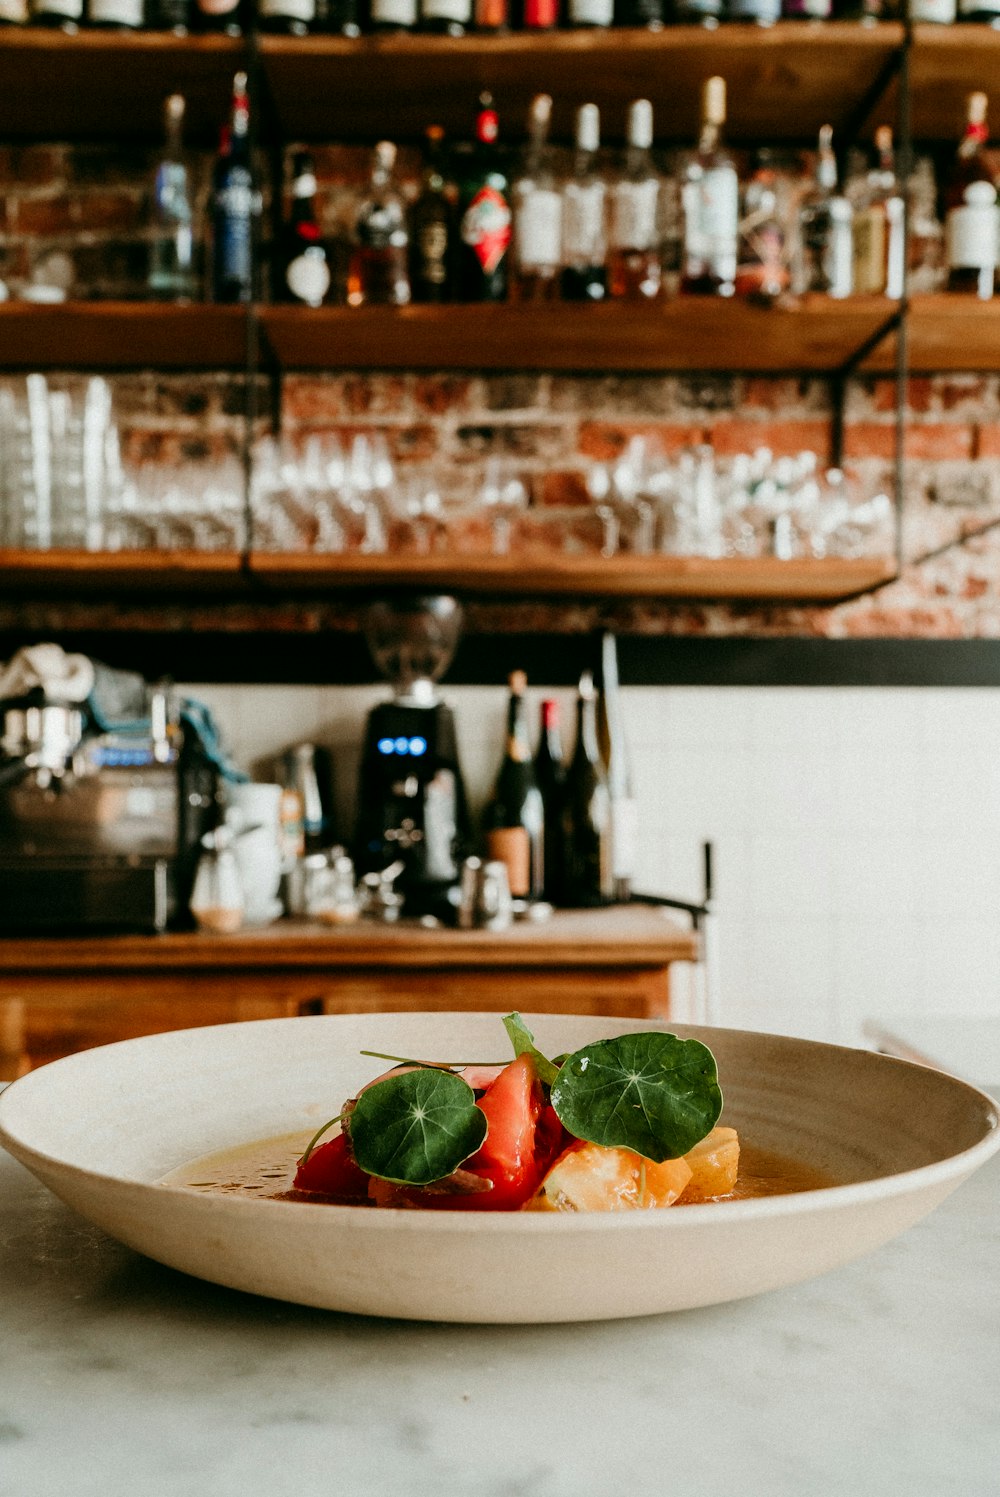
[1,1012,998,1323]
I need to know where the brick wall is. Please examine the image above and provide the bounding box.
[3,142,1000,641]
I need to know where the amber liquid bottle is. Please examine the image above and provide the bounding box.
[348,141,411,306]
[945,93,999,301]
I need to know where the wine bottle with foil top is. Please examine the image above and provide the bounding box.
[483,671,545,903]
[457,94,512,302]
[561,103,607,302]
[608,98,662,301]
[946,93,999,301]
[511,94,563,302]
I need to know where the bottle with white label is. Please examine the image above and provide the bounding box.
[608,98,662,301]
[87,0,143,24]
[681,76,738,298]
[910,0,955,19]
[567,0,613,24]
[369,0,417,27]
[510,94,563,303]
[561,103,607,302]
[259,0,316,35]
[277,152,332,308]
[30,0,82,28]
[946,93,999,301]
[851,125,905,299]
[795,124,853,299]
[420,0,470,33]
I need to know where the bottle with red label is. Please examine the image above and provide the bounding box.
[518,0,558,22]
[276,152,332,307]
[457,93,512,303]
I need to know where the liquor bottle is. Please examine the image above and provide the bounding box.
[410,126,454,304]
[87,0,142,26]
[608,98,662,301]
[421,0,470,34]
[563,671,610,909]
[148,95,198,303]
[735,151,789,303]
[474,0,506,25]
[680,76,739,298]
[727,0,780,22]
[195,0,243,32]
[782,0,831,14]
[483,671,545,903]
[211,74,259,305]
[0,0,27,19]
[348,141,411,307]
[313,0,360,31]
[276,152,332,307]
[673,0,722,21]
[616,0,664,25]
[795,125,853,299]
[259,0,316,33]
[519,0,557,23]
[596,633,637,905]
[534,698,567,906]
[368,0,417,29]
[909,0,955,21]
[29,0,82,28]
[561,103,607,302]
[907,157,946,294]
[511,94,563,303]
[148,0,191,30]
[567,0,611,24]
[851,125,905,299]
[945,93,999,301]
[457,94,512,303]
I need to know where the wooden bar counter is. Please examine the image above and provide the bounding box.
[0,906,698,1079]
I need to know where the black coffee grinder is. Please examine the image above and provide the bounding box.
[354,594,471,918]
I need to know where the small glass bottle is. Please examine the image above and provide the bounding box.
[735,151,789,303]
[277,151,332,307]
[561,103,607,302]
[608,98,662,302]
[945,93,999,300]
[148,94,198,304]
[795,124,853,299]
[907,157,945,295]
[348,141,411,307]
[851,125,905,299]
[510,93,563,303]
[410,125,454,304]
[681,76,739,298]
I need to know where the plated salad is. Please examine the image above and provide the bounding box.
[291,1014,740,1212]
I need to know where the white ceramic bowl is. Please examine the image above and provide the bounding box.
[1,1012,997,1323]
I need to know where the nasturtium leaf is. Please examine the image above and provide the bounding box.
[349,1067,489,1186]
[502,1012,560,1087]
[550,1032,722,1163]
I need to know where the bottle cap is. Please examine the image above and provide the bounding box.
[541,698,560,726]
[509,669,527,695]
[374,140,397,172]
[576,103,600,154]
[968,91,988,127]
[528,93,553,131]
[703,76,726,128]
[874,124,893,153]
[165,94,185,127]
[627,98,653,150]
[578,669,596,700]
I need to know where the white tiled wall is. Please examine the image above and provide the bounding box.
[182,680,1000,1048]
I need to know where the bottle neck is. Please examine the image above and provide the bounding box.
[698,120,721,157]
[959,121,988,160]
[506,692,532,764]
[575,694,600,766]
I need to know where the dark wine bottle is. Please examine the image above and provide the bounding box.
[596,632,637,904]
[457,93,512,303]
[211,74,259,304]
[410,125,454,303]
[483,670,544,903]
[534,698,567,906]
[277,151,332,306]
[563,671,611,908]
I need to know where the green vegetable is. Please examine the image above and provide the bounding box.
[502,1012,560,1087]
[550,1032,722,1163]
[349,1067,488,1186]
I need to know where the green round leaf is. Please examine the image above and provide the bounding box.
[349,1068,489,1186]
[550,1032,723,1163]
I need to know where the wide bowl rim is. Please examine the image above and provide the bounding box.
[2,1013,998,1233]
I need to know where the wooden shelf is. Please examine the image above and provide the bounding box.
[864,295,1000,374]
[0,549,244,591]
[0,303,248,372]
[0,549,894,601]
[247,552,897,601]
[259,23,904,145]
[260,298,899,374]
[0,30,242,143]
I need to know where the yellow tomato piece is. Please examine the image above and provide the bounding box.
[678,1126,740,1203]
[528,1142,692,1213]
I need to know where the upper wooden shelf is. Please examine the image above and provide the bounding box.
[0,548,896,603]
[864,295,1000,373]
[0,302,247,371]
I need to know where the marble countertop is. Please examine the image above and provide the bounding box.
[2,1142,998,1497]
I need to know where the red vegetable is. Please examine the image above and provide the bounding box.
[292,1132,370,1202]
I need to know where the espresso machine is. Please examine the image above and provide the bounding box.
[0,649,219,932]
[354,595,471,919]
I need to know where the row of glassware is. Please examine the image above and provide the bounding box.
[0,374,893,561]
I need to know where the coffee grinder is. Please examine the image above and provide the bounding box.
[354,594,471,918]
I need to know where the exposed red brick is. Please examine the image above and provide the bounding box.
[281,376,345,424]
[709,418,831,459]
[412,375,471,415]
[577,422,706,461]
[740,377,827,413]
[974,424,1000,458]
[536,470,592,508]
[844,422,974,461]
[872,377,934,414]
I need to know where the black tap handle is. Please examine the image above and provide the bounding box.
[703,840,713,907]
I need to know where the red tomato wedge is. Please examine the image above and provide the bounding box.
[292,1132,370,1202]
